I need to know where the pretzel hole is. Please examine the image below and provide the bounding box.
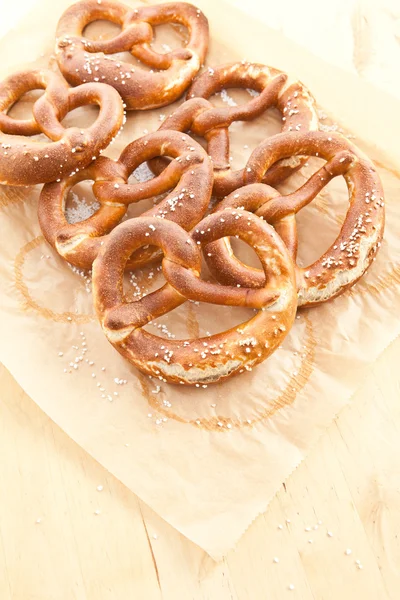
[112,51,155,71]
[61,104,100,130]
[109,21,189,70]
[83,20,122,42]
[123,255,256,340]
[5,88,50,140]
[142,301,256,340]
[124,165,169,220]
[64,180,99,224]
[209,88,260,108]
[128,162,155,185]
[6,88,45,120]
[230,113,282,170]
[150,23,190,52]
[124,194,169,221]
[228,237,263,271]
[123,263,164,302]
[207,90,282,170]
[276,157,349,267]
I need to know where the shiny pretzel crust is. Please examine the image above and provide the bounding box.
[0,68,124,186]
[204,130,385,306]
[149,61,318,195]
[55,0,209,110]
[92,210,297,385]
[38,130,213,269]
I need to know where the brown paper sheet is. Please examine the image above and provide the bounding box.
[1,0,400,560]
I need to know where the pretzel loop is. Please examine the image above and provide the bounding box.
[163,210,282,309]
[97,219,201,334]
[56,0,209,110]
[0,70,69,137]
[79,22,152,55]
[149,62,319,195]
[0,68,124,186]
[39,156,127,268]
[92,211,297,385]
[205,131,385,306]
[125,5,195,68]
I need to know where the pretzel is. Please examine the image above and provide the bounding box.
[0,68,124,186]
[55,0,209,110]
[92,209,297,385]
[149,62,318,196]
[204,131,385,306]
[38,130,213,269]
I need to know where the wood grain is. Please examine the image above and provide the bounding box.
[1,1,400,597]
[1,335,399,599]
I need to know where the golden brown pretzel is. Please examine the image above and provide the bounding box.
[92,209,297,385]
[204,131,385,306]
[149,62,318,196]
[38,130,213,269]
[55,0,209,110]
[0,68,124,186]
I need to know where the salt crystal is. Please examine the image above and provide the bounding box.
[65,191,100,224]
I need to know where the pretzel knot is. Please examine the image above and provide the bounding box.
[55,0,209,110]
[92,209,297,385]
[149,62,318,196]
[38,130,213,269]
[204,131,385,306]
[0,68,124,186]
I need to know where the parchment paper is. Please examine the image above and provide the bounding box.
[1,0,400,560]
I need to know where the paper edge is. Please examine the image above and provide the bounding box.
[205,328,400,560]
[2,324,400,561]
[1,0,400,560]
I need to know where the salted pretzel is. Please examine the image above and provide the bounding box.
[0,68,124,186]
[204,130,385,306]
[149,62,318,196]
[92,209,297,385]
[38,130,213,269]
[55,0,209,110]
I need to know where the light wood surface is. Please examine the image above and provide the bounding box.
[2,1,400,598]
[1,333,400,599]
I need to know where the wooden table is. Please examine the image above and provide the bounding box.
[2,1,400,598]
[2,336,400,599]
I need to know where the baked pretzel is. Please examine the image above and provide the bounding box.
[149,62,318,196]
[92,209,297,385]
[0,68,124,186]
[55,0,209,110]
[204,131,385,306]
[38,130,213,269]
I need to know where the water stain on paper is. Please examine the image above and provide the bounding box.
[138,314,316,431]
